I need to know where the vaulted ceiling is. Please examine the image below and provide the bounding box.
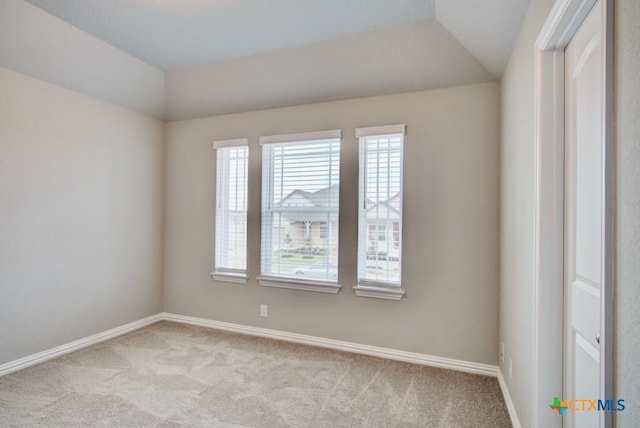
[25,0,437,71]
[6,0,530,120]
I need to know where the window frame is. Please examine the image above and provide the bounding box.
[211,138,249,284]
[353,125,406,300]
[257,129,342,294]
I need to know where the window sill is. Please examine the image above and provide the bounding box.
[210,272,248,284]
[257,276,341,294]
[353,283,405,300]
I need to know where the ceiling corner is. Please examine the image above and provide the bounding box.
[435,0,531,78]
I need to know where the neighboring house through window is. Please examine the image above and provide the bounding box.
[258,130,341,294]
[212,138,249,283]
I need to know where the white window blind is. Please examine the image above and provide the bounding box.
[355,125,405,300]
[259,130,341,293]
[213,139,248,283]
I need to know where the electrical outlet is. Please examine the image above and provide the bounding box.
[508,358,513,379]
[260,304,268,317]
[500,342,505,363]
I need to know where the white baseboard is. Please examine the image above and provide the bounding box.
[0,314,163,377]
[497,368,521,428]
[160,312,499,377]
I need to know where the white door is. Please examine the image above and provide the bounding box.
[564,1,604,427]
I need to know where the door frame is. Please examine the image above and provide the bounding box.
[533,0,614,427]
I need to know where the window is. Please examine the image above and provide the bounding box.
[258,130,341,293]
[319,222,328,239]
[212,139,249,283]
[393,222,400,249]
[368,224,386,241]
[354,125,405,300]
[368,225,376,241]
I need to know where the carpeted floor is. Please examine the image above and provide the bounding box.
[0,321,511,427]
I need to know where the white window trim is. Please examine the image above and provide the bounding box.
[210,270,249,284]
[352,282,405,301]
[355,124,405,138]
[257,276,341,294]
[259,129,341,145]
[212,138,249,284]
[213,138,249,149]
[354,125,406,300]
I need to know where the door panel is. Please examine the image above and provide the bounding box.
[564,1,603,427]
[574,334,600,428]
[574,35,603,284]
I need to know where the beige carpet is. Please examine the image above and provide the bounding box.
[0,321,511,427]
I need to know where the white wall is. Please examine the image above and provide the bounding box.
[163,83,501,365]
[499,0,555,425]
[615,0,640,422]
[0,66,165,364]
